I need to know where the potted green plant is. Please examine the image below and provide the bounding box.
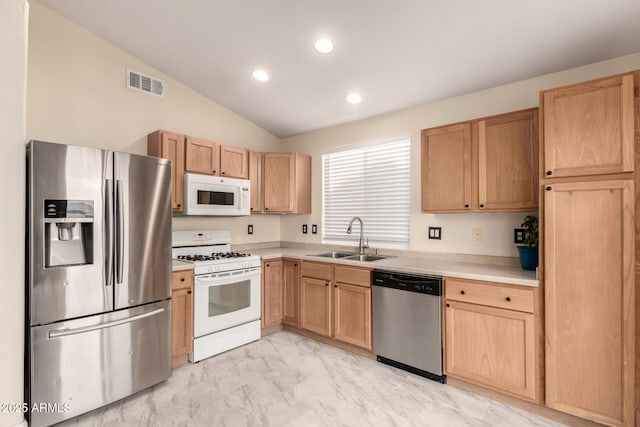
[517,215,538,271]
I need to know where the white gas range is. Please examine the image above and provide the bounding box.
[172,230,261,363]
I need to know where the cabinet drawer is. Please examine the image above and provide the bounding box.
[301,261,332,281]
[445,278,534,313]
[334,265,371,287]
[172,270,193,291]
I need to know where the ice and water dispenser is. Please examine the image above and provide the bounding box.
[44,199,94,267]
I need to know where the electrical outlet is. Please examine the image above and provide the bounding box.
[247,224,254,235]
[514,228,525,244]
[472,227,483,241]
[312,224,318,234]
[302,224,308,234]
[428,226,441,240]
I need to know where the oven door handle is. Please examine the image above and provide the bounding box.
[195,267,261,284]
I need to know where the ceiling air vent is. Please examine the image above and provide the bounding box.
[126,68,164,97]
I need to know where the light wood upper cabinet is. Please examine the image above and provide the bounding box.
[264,152,311,214]
[262,260,283,329]
[282,260,300,327]
[147,130,185,212]
[421,123,472,212]
[544,180,634,426]
[171,270,193,368]
[421,108,539,213]
[300,276,331,336]
[478,109,538,210]
[248,151,263,214]
[220,144,249,179]
[542,73,635,178]
[445,300,536,401]
[185,136,220,175]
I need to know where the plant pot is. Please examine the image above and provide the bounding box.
[517,246,538,271]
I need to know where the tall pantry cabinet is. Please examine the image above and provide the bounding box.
[541,71,638,427]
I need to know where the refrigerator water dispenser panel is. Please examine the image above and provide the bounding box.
[44,199,94,267]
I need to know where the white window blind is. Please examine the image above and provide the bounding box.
[322,139,410,248]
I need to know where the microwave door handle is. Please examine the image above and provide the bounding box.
[115,179,125,284]
[104,179,114,287]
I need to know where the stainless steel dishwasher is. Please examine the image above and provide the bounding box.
[372,270,445,383]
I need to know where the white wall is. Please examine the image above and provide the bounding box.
[26,2,281,244]
[280,52,640,257]
[0,1,28,426]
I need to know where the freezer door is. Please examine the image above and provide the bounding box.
[28,300,171,427]
[28,140,113,326]
[114,152,172,309]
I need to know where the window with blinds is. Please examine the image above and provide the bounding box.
[322,139,410,248]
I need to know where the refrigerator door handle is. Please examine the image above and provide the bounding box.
[105,179,114,287]
[116,179,125,284]
[48,307,165,338]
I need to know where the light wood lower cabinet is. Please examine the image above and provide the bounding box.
[443,278,541,403]
[262,260,283,329]
[300,276,331,336]
[282,260,300,326]
[300,261,372,351]
[544,180,634,426]
[171,270,193,368]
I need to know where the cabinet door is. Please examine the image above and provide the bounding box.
[478,109,538,210]
[185,136,220,175]
[249,151,263,214]
[282,260,300,326]
[148,131,185,212]
[264,153,295,212]
[421,123,472,211]
[445,301,535,401]
[334,283,371,350]
[300,276,331,336]
[545,180,634,425]
[220,145,249,179]
[171,287,193,367]
[542,73,634,178]
[262,260,283,329]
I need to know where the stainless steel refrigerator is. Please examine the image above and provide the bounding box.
[26,140,173,427]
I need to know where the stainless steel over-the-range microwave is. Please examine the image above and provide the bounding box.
[183,173,250,216]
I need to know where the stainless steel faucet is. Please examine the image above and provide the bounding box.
[346,216,369,255]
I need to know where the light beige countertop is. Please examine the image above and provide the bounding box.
[246,247,538,287]
[172,260,194,272]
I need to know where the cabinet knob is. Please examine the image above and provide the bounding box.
[294,263,298,267]
[460,290,465,295]
[479,204,485,208]
[177,204,181,208]
[464,204,469,208]
[222,171,225,175]
[266,263,270,267]
[265,207,269,211]
[187,290,192,294]
[546,171,552,176]
[446,303,450,307]
[506,297,511,302]
[325,282,329,287]
[180,278,185,282]
[546,186,552,191]
[213,170,216,174]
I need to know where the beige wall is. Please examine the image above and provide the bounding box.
[280,52,640,257]
[26,2,281,244]
[1,1,28,426]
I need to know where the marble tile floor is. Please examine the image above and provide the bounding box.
[61,331,566,427]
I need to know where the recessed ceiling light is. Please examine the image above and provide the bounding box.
[346,93,362,104]
[314,38,335,54]
[252,69,269,82]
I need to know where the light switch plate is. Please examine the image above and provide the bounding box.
[312,224,318,234]
[302,224,308,234]
[248,224,253,235]
[428,226,441,240]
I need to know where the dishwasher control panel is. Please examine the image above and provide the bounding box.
[372,270,442,296]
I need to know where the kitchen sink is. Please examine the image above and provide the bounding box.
[343,254,392,262]
[311,251,356,259]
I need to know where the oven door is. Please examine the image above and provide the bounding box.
[193,267,261,337]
